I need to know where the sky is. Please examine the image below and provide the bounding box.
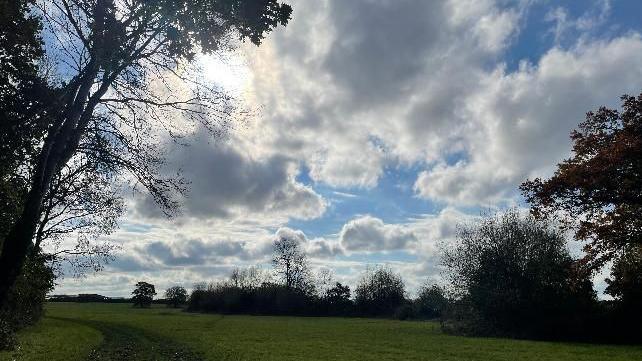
[55,0,642,297]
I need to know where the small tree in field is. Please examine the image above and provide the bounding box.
[521,94,642,271]
[132,281,156,308]
[165,286,187,308]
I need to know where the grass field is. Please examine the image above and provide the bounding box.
[2,303,642,361]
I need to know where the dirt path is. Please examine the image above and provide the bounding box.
[50,318,203,361]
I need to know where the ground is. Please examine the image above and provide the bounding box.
[2,303,642,361]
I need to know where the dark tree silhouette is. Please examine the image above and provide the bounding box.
[605,246,642,306]
[272,236,312,292]
[165,286,187,308]
[442,209,595,339]
[0,0,292,306]
[132,281,156,308]
[354,266,405,316]
[415,284,447,319]
[521,94,642,271]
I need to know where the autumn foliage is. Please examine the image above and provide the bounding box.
[521,94,642,271]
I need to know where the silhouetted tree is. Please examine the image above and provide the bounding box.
[229,266,268,290]
[324,282,352,315]
[415,284,447,319]
[132,281,156,308]
[355,266,405,316]
[442,209,595,339]
[272,236,313,293]
[0,0,292,306]
[165,286,187,308]
[605,246,642,307]
[521,94,642,271]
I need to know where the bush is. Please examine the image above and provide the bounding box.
[441,209,596,340]
[187,282,319,316]
[355,266,406,317]
[415,284,447,319]
[0,254,55,350]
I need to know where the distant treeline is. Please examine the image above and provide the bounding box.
[186,267,436,319]
[48,294,170,305]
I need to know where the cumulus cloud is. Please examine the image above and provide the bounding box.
[135,133,326,221]
[340,215,417,252]
[415,34,642,205]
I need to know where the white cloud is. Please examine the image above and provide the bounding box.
[415,34,642,205]
[340,215,417,252]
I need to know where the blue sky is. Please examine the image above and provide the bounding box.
[54,0,642,297]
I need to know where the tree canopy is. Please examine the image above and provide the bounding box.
[0,0,292,306]
[132,281,156,308]
[521,94,642,270]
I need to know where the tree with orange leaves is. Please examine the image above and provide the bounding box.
[521,94,642,271]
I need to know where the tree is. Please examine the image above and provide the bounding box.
[416,284,447,319]
[605,245,642,307]
[272,236,312,292]
[324,282,352,315]
[521,94,642,271]
[229,266,267,290]
[442,209,595,338]
[0,0,58,349]
[132,281,156,308]
[354,266,405,316]
[165,285,187,308]
[0,0,292,305]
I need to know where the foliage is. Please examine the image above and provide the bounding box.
[441,209,596,339]
[323,282,353,316]
[164,286,188,308]
[605,246,642,305]
[354,266,406,317]
[0,254,55,350]
[0,0,292,305]
[521,94,642,270]
[132,282,156,308]
[415,284,448,319]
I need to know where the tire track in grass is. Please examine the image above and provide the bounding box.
[48,317,204,361]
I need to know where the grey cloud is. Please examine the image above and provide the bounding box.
[142,238,251,267]
[323,0,446,105]
[340,215,417,252]
[135,133,326,220]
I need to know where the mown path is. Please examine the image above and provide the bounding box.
[49,317,203,361]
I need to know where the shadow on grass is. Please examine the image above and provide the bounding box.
[48,317,204,361]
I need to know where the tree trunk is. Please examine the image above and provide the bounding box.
[0,69,101,306]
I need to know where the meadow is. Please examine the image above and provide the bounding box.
[1,303,642,361]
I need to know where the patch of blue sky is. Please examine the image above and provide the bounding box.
[290,163,441,238]
[121,222,155,233]
[503,0,642,73]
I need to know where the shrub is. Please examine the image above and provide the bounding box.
[0,254,54,350]
[355,266,406,317]
[441,209,596,339]
[415,284,447,319]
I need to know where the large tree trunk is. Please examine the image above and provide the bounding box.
[0,66,102,306]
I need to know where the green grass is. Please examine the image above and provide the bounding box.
[2,303,642,361]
